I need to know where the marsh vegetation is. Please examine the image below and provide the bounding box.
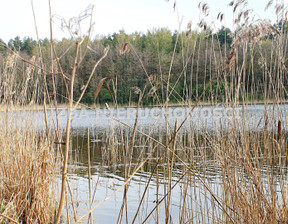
[1,0,288,223]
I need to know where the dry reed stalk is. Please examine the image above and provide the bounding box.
[165,120,178,224]
[49,5,109,222]
[117,89,143,224]
[76,140,161,222]
[66,179,78,223]
[88,1,288,222]
[0,125,55,223]
[0,214,18,224]
[87,128,93,224]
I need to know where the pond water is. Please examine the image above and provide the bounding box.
[65,131,225,223]
[2,104,288,223]
[5,103,286,132]
[50,103,288,132]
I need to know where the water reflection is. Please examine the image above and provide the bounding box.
[2,104,288,223]
[2,103,286,132]
[65,130,225,223]
[66,125,288,223]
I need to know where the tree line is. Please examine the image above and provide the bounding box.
[0,23,287,106]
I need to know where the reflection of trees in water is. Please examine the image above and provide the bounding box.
[66,121,288,223]
[70,129,288,181]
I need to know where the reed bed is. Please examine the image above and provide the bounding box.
[0,121,56,223]
[59,103,286,222]
[1,0,288,223]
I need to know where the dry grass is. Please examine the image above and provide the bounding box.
[211,129,288,223]
[0,125,55,223]
[70,1,288,222]
[1,0,288,223]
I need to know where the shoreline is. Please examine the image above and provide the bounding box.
[0,100,286,112]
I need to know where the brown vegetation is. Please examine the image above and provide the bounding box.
[0,0,288,223]
[0,124,55,223]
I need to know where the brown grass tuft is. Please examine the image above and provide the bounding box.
[0,126,55,223]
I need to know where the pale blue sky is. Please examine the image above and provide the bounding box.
[0,0,279,43]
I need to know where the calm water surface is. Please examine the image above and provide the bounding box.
[3,104,288,223]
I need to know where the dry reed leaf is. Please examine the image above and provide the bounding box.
[119,43,131,55]
[132,87,142,95]
[106,77,112,90]
[146,86,158,97]
[269,23,280,34]
[106,77,116,103]
[94,77,108,101]
[226,48,237,71]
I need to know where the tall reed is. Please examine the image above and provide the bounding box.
[1,0,288,223]
[0,118,55,223]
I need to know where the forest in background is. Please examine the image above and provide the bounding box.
[2,1,288,223]
[0,21,287,106]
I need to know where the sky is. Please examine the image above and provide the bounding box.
[0,0,279,43]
